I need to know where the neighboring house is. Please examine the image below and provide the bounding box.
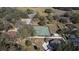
[5,28,18,40]
[21,12,36,25]
[21,18,32,25]
[8,28,18,32]
[7,31,16,39]
[42,33,64,51]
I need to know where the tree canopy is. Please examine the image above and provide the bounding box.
[44,9,53,14]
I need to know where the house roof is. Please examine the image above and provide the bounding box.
[33,26,50,36]
[6,31,16,38]
[21,18,32,24]
[8,28,18,32]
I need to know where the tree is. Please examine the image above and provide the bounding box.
[0,32,23,51]
[17,25,33,39]
[38,16,46,26]
[39,16,45,21]
[57,40,76,51]
[26,9,34,14]
[0,7,28,25]
[25,40,32,46]
[46,14,53,21]
[44,9,53,14]
[0,7,16,18]
[0,19,4,31]
[72,12,79,23]
[63,11,79,24]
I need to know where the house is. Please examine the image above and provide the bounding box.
[5,28,18,40]
[7,31,16,39]
[8,28,18,32]
[42,33,64,51]
[21,18,32,25]
[21,12,36,25]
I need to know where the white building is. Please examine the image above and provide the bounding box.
[21,18,32,25]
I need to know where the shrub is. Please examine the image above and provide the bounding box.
[26,9,34,14]
[44,9,53,14]
[25,40,32,46]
